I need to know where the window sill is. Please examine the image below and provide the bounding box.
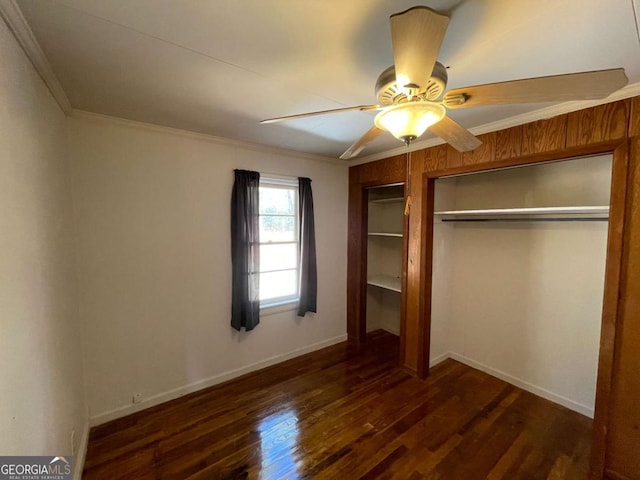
[260,299,299,316]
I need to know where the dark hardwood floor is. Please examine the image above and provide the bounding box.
[83,331,592,479]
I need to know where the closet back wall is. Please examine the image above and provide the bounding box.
[433,156,612,417]
[67,115,348,425]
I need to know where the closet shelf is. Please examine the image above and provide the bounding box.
[369,197,404,204]
[367,274,401,293]
[434,206,609,222]
[368,232,403,237]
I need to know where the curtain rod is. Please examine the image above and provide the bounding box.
[259,172,299,180]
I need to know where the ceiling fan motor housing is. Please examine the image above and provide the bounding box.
[375,61,448,105]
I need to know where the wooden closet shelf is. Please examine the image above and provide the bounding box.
[367,275,401,293]
[369,197,404,204]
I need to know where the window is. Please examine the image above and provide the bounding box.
[258,176,299,308]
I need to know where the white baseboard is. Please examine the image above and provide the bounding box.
[73,419,89,480]
[379,324,400,336]
[89,333,348,426]
[447,352,594,418]
[429,351,450,367]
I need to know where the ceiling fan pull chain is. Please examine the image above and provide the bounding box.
[404,144,411,216]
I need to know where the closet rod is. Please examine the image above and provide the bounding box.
[441,217,608,223]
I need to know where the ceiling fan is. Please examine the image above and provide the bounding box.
[261,6,628,160]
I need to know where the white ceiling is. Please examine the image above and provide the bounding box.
[14,0,640,160]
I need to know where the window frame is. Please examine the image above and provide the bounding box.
[258,175,300,310]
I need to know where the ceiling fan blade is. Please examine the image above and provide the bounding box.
[340,126,384,160]
[443,68,628,109]
[429,116,482,152]
[390,6,449,95]
[261,105,381,124]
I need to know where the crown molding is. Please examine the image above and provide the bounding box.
[70,110,344,166]
[2,0,637,166]
[352,82,640,165]
[0,0,72,114]
[0,0,341,166]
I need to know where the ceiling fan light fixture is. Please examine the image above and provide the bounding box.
[374,102,446,143]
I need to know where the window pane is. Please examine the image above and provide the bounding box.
[260,215,295,242]
[260,270,298,301]
[260,243,297,272]
[259,187,295,215]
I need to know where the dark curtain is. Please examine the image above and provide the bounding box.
[297,177,317,316]
[231,169,260,331]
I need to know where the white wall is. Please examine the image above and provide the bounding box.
[430,180,456,365]
[432,156,611,417]
[67,115,349,424]
[0,17,87,465]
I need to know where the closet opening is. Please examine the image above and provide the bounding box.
[365,183,406,357]
[430,154,611,419]
[419,146,631,477]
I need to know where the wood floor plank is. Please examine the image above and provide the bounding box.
[84,331,592,479]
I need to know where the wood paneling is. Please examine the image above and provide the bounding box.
[496,125,523,160]
[606,136,640,480]
[417,178,435,378]
[355,154,405,186]
[630,97,640,137]
[445,144,464,168]
[347,155,406,344]
[348,95,640,478]
[399,184,410,367]
[347,168,368,343]
[590,143,631,480]
[420,144,448,172]
[566,100,630,147]
[403,151,425,371]
[411,147,439,373]
[84,331,592,480]
[521,115,567,155]
[463,131,496,166]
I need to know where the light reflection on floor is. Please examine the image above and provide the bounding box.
[258,406,301,479]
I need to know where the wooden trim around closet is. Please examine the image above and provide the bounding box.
[417,141,629,480]
[346,171,368,344]
[590,141,630,479]
[347,155,406,345]
[348,97,639,479]
[399,182,410,368]
[417,177,435,378]
[604,134,640,480]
